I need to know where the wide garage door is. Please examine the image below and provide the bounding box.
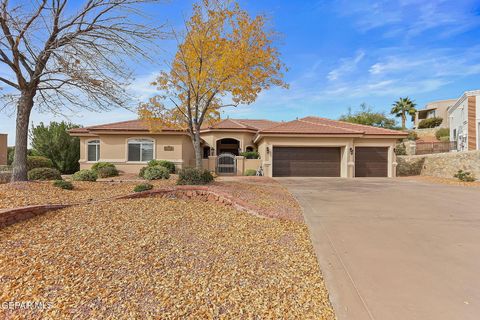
[355,147,388,177]
[273,147,341,177]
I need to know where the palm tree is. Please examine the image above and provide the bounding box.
[391,97,417,130]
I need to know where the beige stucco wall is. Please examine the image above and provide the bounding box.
[257,136,398,178]
[79,133,191,173]
[0,134,7,166]
[200,131,256,153]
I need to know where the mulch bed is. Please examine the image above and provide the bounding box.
[0,198,335,319]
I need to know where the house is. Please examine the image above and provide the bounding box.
[414,99,456,129]
[0,134,7,166]
[68,117,407,178]
[449,90,480,151]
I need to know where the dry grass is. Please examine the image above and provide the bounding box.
[400,175,480,187]
[0,198,335,319]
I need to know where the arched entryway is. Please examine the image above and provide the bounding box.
[216,138,240,156]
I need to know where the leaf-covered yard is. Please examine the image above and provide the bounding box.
[0,197,335,319]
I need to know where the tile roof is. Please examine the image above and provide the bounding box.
[68,119,182,134]
[69,116,407,137]
[202,119,279,131]
[259,117,407,136]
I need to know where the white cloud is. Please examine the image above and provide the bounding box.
[327,50,365,81]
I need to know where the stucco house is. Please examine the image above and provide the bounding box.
[414,99,456,129]
[69,116,406,178]
[449,90,480,151]
[0,134,7,166]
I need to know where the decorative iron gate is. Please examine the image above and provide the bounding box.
[217,153,236,175]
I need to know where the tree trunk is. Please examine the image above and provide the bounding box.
[11,92,35,182]
[401,114,406,130]
[192,130,203,169]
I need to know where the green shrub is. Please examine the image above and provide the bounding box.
[395,143,407,155]
[139,166,148,178]
[245,169,257,176]
[27,156,53,171]
[134,183,153,192]
[454,170,475,182]
[28,167,62,181]
[177,167,214,185]
[72,169,98,182]
[240,151,260,159]
[439,135,450,142]
[143,165,170,180]
[147,159,176,173]
[406,131,418,141]
[53,180,74,190]
[96,166,119,178]
[435,128,450,140]
[91,162,115,171]
[418,117,443,129]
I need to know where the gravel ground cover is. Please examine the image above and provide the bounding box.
[0,198,335,319]
[211,177,302,222]
[400,175,480,187]
[0,179,176,210]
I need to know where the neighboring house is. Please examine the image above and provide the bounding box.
[414,99,456,129]
[69,117,406,178]
[449,90,480,151]
[0,134,7,166]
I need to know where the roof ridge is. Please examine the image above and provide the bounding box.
[299,118,363,133]
[303,116,401,134]
[88,119,142,129]
[228,118,250,129]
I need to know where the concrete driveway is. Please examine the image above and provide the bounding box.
[279,178,480,320]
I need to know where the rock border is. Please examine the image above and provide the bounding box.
[0,186,266,229]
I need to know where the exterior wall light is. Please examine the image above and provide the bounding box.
[266,146,270,154]
[349,147,354,155]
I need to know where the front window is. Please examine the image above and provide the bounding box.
[87,140,100,162]
[128,139,154,162]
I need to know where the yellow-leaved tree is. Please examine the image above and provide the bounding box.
[139,0,287,168]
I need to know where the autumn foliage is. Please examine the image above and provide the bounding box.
[140,0,287,167]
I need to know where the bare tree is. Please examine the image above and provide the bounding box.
[0,0,164,181]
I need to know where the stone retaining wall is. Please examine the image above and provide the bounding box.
[397,150,480,179]
[0,204,70,229]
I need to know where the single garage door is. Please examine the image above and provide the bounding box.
[273,147,341,177]
[355,147,388,177]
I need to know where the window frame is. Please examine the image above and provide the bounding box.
[86,139,100,162]
[127,138,155,163]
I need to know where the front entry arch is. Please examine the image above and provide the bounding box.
[216,138,240,156]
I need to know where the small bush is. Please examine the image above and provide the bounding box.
[28,167,62,181]
[147,159,176,173]
[91,162,115,171]
[245,169,257,176]
[177,167,214,185]
[53,180,74,190]
[240,151,260,159]
[72,169,98,181]
[418,117,443,129]
[139,166,148,178]
[406,131,418,141]
[454,170,475,182]
[143,165,170,180]
[134,183,153,192]
[439,135,450,142]
[27,156,53,170]
[435,128,450,140]
[395,143,407,155]
[96,166,119,178]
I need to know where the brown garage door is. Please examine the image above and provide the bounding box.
[355,147,388,177]
[273,147,341,177]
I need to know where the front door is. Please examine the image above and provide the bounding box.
[217,153,236,175]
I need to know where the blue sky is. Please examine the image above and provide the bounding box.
[1,0,480,145]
